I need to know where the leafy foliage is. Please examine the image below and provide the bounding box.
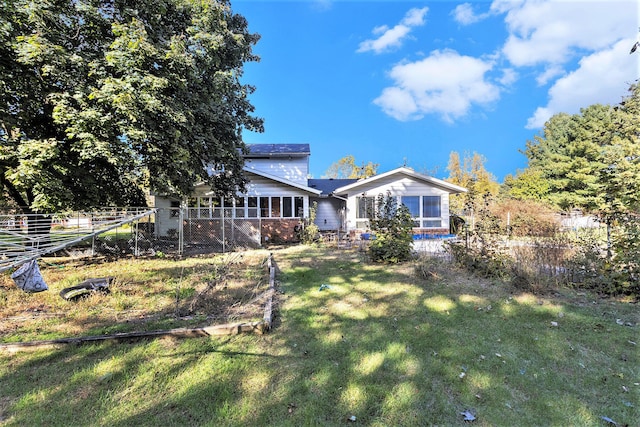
[448,193,514,280]
[446,151,499,214]
[367,191,414,263]
[324,155,379,179]
[0,0,262,214]
[502,168,550,202]
[512,83,640,296]
[490,198,559,237]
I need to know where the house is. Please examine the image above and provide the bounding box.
[310,167,467,237]
[154,144,466,248]
[154,144,321,246]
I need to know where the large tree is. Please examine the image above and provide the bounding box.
[598,83,640,218]
[0,0,263,215]
[523,105,614,211]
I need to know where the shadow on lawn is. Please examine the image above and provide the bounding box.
[1,246,638,426]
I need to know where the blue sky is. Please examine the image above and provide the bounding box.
[233,0,639,181]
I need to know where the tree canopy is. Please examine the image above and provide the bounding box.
[0,0,263,214]
[520,84,639,213]
[445,151,499,214]
[324,155,378,179]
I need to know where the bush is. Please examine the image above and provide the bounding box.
[368,192,414,263]
[490,199,560,237]
[414,255,449,284]
[448,239,513,280]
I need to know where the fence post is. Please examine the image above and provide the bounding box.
[222,203,226,253]
[134,218,139,257]
[178,205,184,255]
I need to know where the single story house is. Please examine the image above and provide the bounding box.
[311,167,467,237]
[154,144,466,246]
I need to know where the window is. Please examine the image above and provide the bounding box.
[401,196,420,217]
[422,196,441,218]
[189,197,221,218]
[260,197,269,218]
[393,195,443,228]
[248,197,258,218]
[170,200,180,218]
[423,219,442,228]
[187,195,306,219]
[234,197,245,218]
[295,197,304,218]
[222,197,233,218]
[271,197,281,217]
[356,196,375,219]
[283,197,292,217]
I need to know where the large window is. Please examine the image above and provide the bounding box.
[400,196,420,227]
[397,195,442,229]
[422,196,441,217]
[422,196,441,228]
[401,196,420,217]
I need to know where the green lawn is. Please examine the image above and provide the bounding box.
[1,245,638,426]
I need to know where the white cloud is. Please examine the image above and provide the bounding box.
[452,3,490,25]
[374,50,500,122]
[526,38,638,129]
[357,7,428,54]
[498,68,518,86]
[535,65,564,86]
[498,0,637,67]
[402,7,428,26]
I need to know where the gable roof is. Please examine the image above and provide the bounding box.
[332,167,467,195]
[308,178,358,196]
[243,167,322,195]
[245,144,310,157]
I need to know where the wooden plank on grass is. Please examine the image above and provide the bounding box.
[262,253,276,331]
[0,321,268,353]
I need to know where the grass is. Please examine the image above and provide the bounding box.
[1,245,638,426]
[0,251,271,342]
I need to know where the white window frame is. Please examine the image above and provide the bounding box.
[399,195,443,229]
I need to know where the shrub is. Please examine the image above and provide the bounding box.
[490,199,560,237]
[368,192,414,263]
[414,255,449,284]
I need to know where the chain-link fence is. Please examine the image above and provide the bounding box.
[1,208,301,270]
[0,208,157,272]
[181,217,262,254]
